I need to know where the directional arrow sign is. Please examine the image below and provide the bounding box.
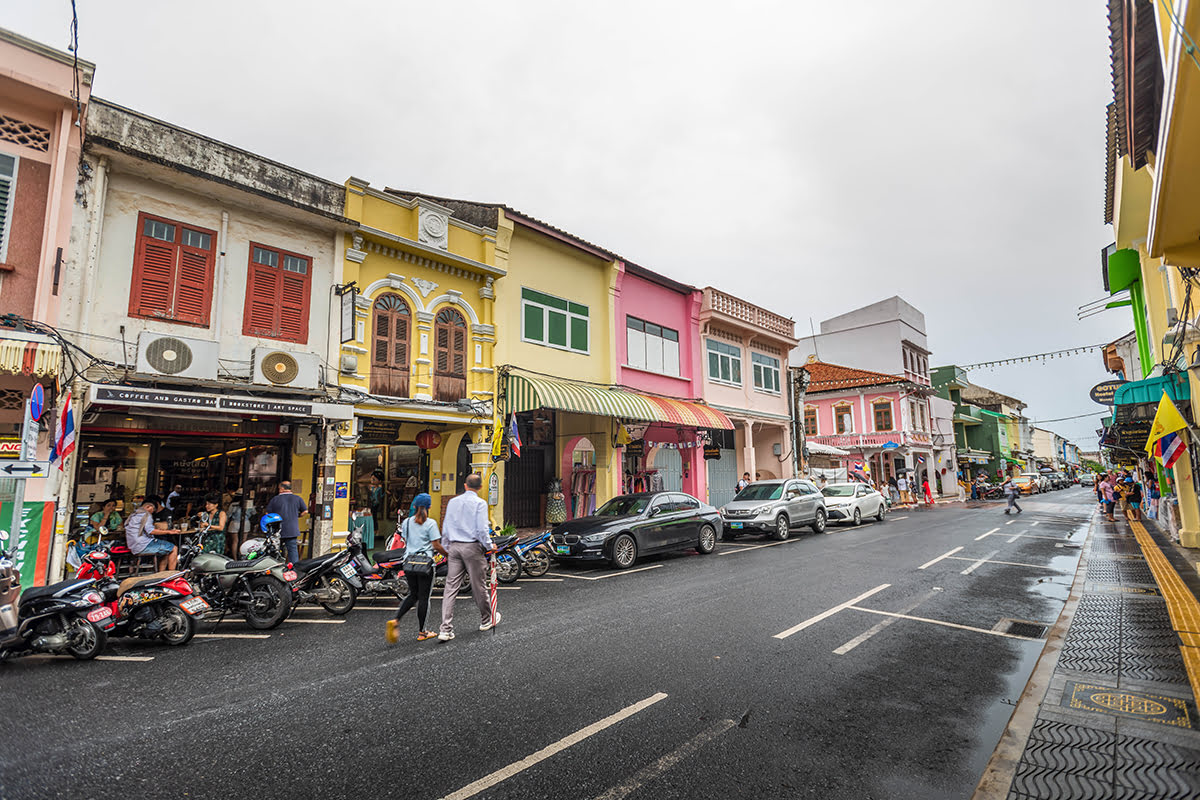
[1,461,49,476]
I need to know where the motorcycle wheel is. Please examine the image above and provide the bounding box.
[393,576,410,600]
[522,547,551,578]
[495,553,521,584]
[243,575,292,630]
[160,605,195,646]
[65,616,107,660]
[319,575,357,615]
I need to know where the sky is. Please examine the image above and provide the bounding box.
[1,0,1126,448]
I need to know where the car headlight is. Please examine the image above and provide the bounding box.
[581,532,609,544]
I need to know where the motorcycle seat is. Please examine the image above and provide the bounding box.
[117,571,180,596]
[224,560,262,570]
[19,578,92,605]
[374,547,406,564]
[108,544,133,555]
[491,535,518,549]
[295,555,335,572]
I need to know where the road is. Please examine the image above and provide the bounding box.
[0,489,1096,800]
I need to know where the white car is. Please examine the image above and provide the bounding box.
[820,482,886,526]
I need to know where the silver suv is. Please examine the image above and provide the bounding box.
[720,479,827,539]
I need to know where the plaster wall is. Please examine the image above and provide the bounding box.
[614,267,702,398]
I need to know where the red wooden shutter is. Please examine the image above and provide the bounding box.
[373,312,390,367]
[174,247,213,325]
[131,235,176,319]
[435,324,450,374]
[278,270,309,343]
[452,327,466,375]
[244,264,280,337]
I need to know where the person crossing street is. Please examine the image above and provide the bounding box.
[1002,476,1023,515]
[438,474,499,642]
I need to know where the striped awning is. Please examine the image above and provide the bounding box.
[507,374,733,429]
[0,332,61,378]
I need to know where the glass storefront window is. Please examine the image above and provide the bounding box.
[353,444,425,542]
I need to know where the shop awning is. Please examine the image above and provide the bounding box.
[807,441,849,457]
[506,374,734,429]
[1113,372,1190,406]
[0,331,60,377]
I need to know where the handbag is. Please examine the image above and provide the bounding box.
[400,519,434,575]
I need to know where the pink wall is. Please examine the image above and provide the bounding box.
[805,389,905,437]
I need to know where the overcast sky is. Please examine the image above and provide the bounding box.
[3,0,1125,448]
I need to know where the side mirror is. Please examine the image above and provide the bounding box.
[648,507,662,518]
[0,530,8,541]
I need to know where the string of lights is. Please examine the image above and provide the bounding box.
[959,343,1107,371]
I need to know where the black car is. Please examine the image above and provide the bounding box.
[549,492,722,569]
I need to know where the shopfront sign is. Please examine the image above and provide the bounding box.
[703,445,722,460]
[0,438,18,458]
[359,417,402,443]
[1089,380,1127,406]
[1106,419,1153,452]
[625,440,645,457]
[91,384,318,418]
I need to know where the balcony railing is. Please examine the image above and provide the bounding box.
[808,431,933,449]
[707,288,794,337]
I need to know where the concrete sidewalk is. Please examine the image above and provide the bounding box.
[975,511,1200,799]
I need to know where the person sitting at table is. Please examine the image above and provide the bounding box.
[199,495,228,554]
[90,498,122,532]
[125,495,178,570]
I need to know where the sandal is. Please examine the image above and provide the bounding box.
[417,630,438,641]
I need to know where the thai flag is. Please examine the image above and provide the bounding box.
[508,416,522,458]
[50,391,75,471]
[488,552,498,630]
[1156,431,1186,469]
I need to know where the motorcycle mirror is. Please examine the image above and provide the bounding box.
[0,530,8,541]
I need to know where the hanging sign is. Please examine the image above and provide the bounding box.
[624,440,645,457]
[1089,380,1126,406]
[339,285,359,344]
[488,472,499,505]
[359,417,402,443]
[29,384,44,421]
[703,445,722,460]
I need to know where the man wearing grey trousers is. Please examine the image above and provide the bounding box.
[438,474,500,641]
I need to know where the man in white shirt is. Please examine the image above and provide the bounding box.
[897,474,911,505]
[438,474,498,641]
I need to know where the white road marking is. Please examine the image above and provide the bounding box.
[589,718,737,800]
[441,692,669,800]
[717,540,795,556]
[773,583,891,640]
[961,550,1001,574]
[519,578,565,582]
[195,633,271,639]
[918,547,963,570]
[547,565,663,580]
[944,555,1063,570]
[97,655,155,662]
[890,516,909,520]
[975,528,1000,541]
[1031,521,1040,526]
[1005,520,1015,525]
[847,607,1043,641]
[1007,534,1021,543]
[833,589,940,655]
[286,618,345,624]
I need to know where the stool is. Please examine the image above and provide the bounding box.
[109,544,158,577]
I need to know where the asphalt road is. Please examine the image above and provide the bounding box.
[0,489,1097,800]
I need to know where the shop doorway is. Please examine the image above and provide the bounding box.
[707,450,738,507]
[503,447,545,527]
[652,447,683,492]
[353,444,426,542]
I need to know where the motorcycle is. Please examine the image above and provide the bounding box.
[242,514,362,615]
[178,520,292,630]
[75,541,207,646]
[348,528,409,600]
[0,530,115,662]
[493,531,553,584]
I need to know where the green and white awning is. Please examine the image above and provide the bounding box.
[505,373,733,429]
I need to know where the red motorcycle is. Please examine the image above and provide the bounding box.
[76,544,208,646]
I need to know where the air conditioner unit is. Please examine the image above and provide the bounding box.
[136,332,219,380]
[251,348,322,390]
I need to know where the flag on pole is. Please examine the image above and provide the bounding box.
[508,416,522,458]
[488,552,498,632]
[50,391,75,471]
[491,419,504,459]
[1145,391,1189,454]
[1154,431,1187,469]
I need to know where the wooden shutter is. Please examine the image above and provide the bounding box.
[244,263,280,337]
[371,294,410,397]
[131,235,177,319]
[278,270,309,343]
[373,313,390,367]
[436,324,450,374]
[435,308,466,378]
[174,246,213,325]
[129,213,216,326]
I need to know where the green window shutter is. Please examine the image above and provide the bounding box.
[523,303,544,342]
[570,317,588,351]
[568,301,588,316]
[709,351,720,379]
[547,310,568,346]
[524,288,568,310]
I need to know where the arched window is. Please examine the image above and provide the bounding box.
[434,307,467,402]
[370,294,410,397]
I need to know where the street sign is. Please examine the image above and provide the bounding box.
[0,461,49,477]
[1089,379,1126,406]
[29,384,43,421]
[19,400,38,461]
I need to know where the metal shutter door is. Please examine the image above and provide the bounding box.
[707,449,738,508]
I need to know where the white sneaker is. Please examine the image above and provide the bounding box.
[437,630,455,642]
[480,612,501,631]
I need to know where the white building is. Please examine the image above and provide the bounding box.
[791,296,932,387]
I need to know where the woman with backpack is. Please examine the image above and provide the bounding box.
[385,493,447,644]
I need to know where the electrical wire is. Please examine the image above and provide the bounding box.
[1031,411,1110,424]
[1157,0,1200,75]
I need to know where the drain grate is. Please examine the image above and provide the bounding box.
[1003,620,1049,639]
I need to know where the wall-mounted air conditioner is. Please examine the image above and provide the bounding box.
[136,332,219,380]
[251,348,322,390]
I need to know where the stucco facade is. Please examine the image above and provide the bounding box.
[792,296,932,387]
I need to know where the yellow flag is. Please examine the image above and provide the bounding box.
[1144,391,1189,453]
[491,420,504,459]
[615,423,632,446]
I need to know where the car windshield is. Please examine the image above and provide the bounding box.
[822,485,856,497]
[595,497,650,517]
[735,484,783,501]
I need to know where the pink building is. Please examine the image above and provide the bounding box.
[800,361,936,490]
[613,263,731,502]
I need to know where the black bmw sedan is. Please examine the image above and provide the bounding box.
[549,492,722,569]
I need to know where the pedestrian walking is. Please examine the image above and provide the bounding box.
[888,475,900,504]
[1099,474,1116,521]
[922,477,934,505]
[897,474,911,505]
[386,493,445,644]
[265,481,307,564]
[1148,477,1160,519]
[438,474,499,642]
[1002,477,1023,515]
[736,472,751,493]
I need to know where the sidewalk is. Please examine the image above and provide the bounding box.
[975,511,1200,799]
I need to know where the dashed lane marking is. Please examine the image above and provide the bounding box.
[588,718,738,800]
[975,527,1001,540]
[441,692,669,800]
[1031,521,1040,526]
[773,583,891,640]
[1005,520,1016,525]
[918,546,963,570]
[961,550,1001,575]
[194,633,272,639]
[846,607,1044,641]
[546,565,664,581]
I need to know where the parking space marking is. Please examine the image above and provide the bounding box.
[195,633,272,639]
[1031,521,1040,526]
[773,583,891,639]
[546,565,663,581]
[890,516,909,520]
[97,655,155,662]
[975,528,1001,540]
[286,618,346,624]
[961,550,1001,574]
[941,556,1065,570]
[846,607,1044,641]
[589,718,738,800]
[918,546,963,570]
[833,589,939,656]
[520,578,564,582]
[1005,520,1016,525]
[441,692,669,800]
[717,539,801,556]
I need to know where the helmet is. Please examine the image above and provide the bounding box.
[259,513,283,535]
[240,538,266,558]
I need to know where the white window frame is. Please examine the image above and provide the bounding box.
[521,287,589,354]
[751,352,781,394]
[706,339,742,386]
[872,399,894,432]
[0,150,18,264]
[834,403,854,434]
[626,315,680,376]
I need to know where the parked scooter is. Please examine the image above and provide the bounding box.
[178,520,292,630]
[242,514,362,615]
[75,541,207,646]
[492,531,553,584]
[347,528,409,600]
[0,530,115,662]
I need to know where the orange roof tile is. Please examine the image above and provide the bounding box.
[802,361,908,392]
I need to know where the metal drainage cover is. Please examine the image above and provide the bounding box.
[1063,681,1196,729]
[998,619,1049,639]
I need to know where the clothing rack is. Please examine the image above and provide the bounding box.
[569,467,597,518]
[622,469,662,494]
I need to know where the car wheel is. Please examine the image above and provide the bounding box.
[811,508,827,534]
[697,525,717,555]
[611,534,637,569]
[772,514,790,541]
[875,502,885,522]
[852,507,861,526]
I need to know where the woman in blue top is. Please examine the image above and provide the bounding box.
[386,493,446,643]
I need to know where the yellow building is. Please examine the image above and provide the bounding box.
[332,180,505,545]
[1102,0,1200,547]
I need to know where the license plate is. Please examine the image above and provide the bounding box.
[181,597,210,614]
[86,606,112,623]
[555,545,571,555]
[340,564,357,579]
[730,522,743,530]
[282,570,298,581]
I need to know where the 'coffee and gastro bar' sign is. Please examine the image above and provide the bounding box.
[90,385,318,418]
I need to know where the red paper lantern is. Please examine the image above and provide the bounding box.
[415,429,442,450]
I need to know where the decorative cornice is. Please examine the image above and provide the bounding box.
[470,367,494,374]
[471,324,496,336]
[341,344,368,355]
[345,248,367,264]
[357,224,506,278]
[415,312,434,324]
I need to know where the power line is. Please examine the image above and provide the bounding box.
[1032,411,1109,424]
